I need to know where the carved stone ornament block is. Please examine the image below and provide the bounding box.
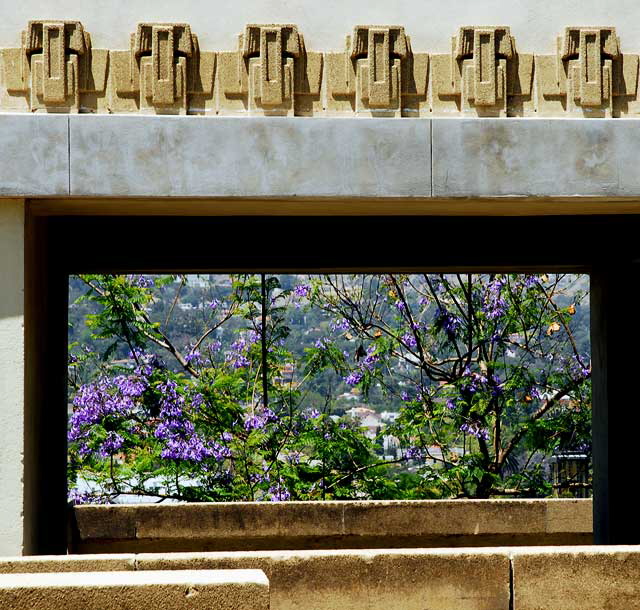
[109,23,215,114]
[431,26,533,116]
[0,21,108,112]
[536,27,638,117]
[326,26,428,117]
[217,24,322,116]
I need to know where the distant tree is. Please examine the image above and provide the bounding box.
[306,274,590,498]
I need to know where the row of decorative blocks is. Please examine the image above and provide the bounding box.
[1,21,639,117]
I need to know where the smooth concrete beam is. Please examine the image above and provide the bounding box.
[0,200,25,556]
[0,116,69,196]
[69,116,431,198]
[0,569,269,610]
[511,546,640,609]
[432,119,640,198]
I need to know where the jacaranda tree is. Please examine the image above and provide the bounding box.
[67,273,590,503]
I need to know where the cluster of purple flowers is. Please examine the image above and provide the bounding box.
[460,422,490,441]
[314,337,331,349]
[68,371,150,454]
[225,336,251,369]
[68,490,110,506]
[405,446,424,460]
[331,318,351,332]
[293,284,311,299]
[483,277,508,320]
[401,332,418,348]
[244,407,279,431]
[153,379,231,463]
[268,481,291,501]
[434,306,461,341]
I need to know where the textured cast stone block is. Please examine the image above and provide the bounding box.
[70,499,591,554]
[109,23,215,115]
[326,26,428,117]
[512,546,640,610]
[0,555,135,574]
[137,548,510,610]
[536,27,639,117]
[0,114,68,195]
[217,24,322,116]
[431,26,533,117]
[69,116,430,197]
[0,21,108,113]
[0,569,269,609]
[432,118,640,197]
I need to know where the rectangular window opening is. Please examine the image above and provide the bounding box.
[67,272,591,505]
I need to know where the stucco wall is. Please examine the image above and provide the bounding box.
[0,0,639,53]
[0,199,24,556]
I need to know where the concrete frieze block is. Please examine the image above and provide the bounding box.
[109,23,215,115]
[536,27,639,117]
[0,114,68,195]
[217,24,322,116]
[326,26,429,117]
[431,26,533,117]
[69,115,430,198]
[0,21,108,113]
[432,118,640,197]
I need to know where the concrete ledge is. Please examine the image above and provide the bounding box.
[0,569,269,609]
[432,119,640,197]
[0,115,68,196]
[68,116,431,198]
[511,546,640,610]
[70,499,592,553]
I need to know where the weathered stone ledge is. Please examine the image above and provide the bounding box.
[2,546,637,610]
[70,499,592,554]
[0,569,270,610]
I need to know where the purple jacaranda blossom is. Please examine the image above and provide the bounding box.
[419,296,430,306]
[402,332,418,348]
[269,481,291,501]
[185,350,202,365]
[135,276,154,288]
[524,275,540,288]
[401,391,411,402]
[294,284,311,298]
[207,339,222,352]
[208,298,221,309]
[446,398,457,410]
[221,431,233,442]
[305,408,321,420]
[244,408,279,431]
[68,490,110,506]
[395,300,406,312]
[344,371,364,386]
[314,337,331,349]
[331,318,351,332]
[460,422,490,441]
[98,431,124,457]
[405,446,424,460]
[483,276,507,320]
[435,306,461,341]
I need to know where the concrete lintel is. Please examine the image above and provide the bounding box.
[0,115,68,196]
[69,116,431,198]
[432,118,640,198]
